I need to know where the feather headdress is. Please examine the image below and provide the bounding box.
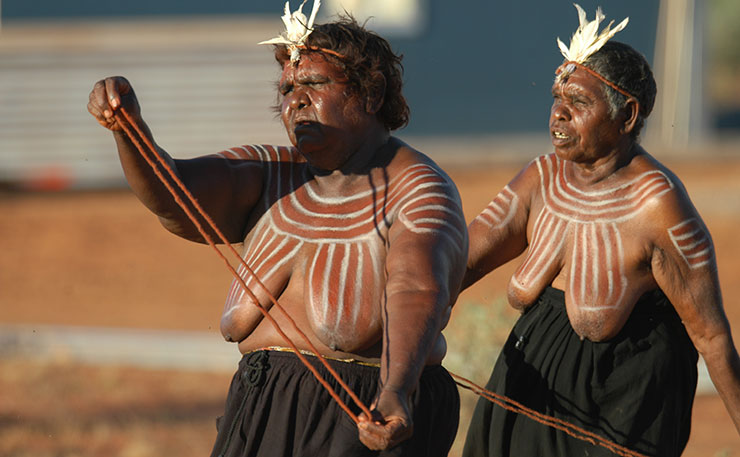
[557,4,628,64]
[259,0,322,63]
[555,4,635,99]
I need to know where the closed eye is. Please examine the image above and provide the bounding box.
[279,82,293,96]
[300,77,329,88]
[573,97,588,106]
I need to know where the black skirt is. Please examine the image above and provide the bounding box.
[463,287,698,457]
[211,349,460,457]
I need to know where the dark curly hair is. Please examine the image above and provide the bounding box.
[273,15,409,131]
[582,41,657,139]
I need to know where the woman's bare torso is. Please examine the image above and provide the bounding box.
[508,154,681,340]
[218,144,460,362]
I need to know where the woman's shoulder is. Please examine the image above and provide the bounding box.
[386,138,456,185]
[215,144,304,163]
[629,150,703,232]
[630,150,691,203]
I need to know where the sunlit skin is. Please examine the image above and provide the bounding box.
[550,69,628,166]
[465,66,740,432]
[87,52,468,450]
[278,55,372,172]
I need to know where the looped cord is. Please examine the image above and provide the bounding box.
[114,107,371,423]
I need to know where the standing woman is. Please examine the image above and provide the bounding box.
[462,5,740,457]
[87,2,467,455]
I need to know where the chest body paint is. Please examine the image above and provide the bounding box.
[480,154,676,311]
[220,145,465,347]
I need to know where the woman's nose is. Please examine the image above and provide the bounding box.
[289,89,310,110]
[551,101,570,121]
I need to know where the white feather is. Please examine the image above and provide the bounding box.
[556,3,629,64]
[258,0,323,62]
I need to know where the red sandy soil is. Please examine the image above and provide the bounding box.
[1,158,739,456]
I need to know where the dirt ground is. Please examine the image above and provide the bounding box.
[1,157,740,456]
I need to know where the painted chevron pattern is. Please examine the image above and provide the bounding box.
[511,154,674,310]
[219,144,466,337]
[477,185,518,229]
[669,218,713,269]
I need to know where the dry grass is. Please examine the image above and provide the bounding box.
[0,358,232,457]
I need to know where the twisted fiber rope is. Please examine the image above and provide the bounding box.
[115,107,371,424]
[116,107,649,456]
[451,372,648,457]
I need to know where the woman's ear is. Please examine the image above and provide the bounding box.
[366,72,386,115]
[621,97,640,134]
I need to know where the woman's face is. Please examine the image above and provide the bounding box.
[279,53,372,171]
[549,67,625,164]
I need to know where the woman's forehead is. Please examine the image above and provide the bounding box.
[280,53,344,80]
[552,68,603,95]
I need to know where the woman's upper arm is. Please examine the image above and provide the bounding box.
[464,161,536,288]
[164,152,265,243]
[649,193,728,348]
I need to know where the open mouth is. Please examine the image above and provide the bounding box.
[552,131,569,140]
[295,119,316,129]
[294,119,315,129]
[293,120,319,140]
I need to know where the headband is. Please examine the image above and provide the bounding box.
[556,62,634,99]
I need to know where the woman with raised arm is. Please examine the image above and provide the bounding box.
[88,3,467,456]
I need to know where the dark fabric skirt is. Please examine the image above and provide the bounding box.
[211,350,460,457]
[462,287,698,457]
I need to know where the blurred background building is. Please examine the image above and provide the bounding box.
[0,0,738,189]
